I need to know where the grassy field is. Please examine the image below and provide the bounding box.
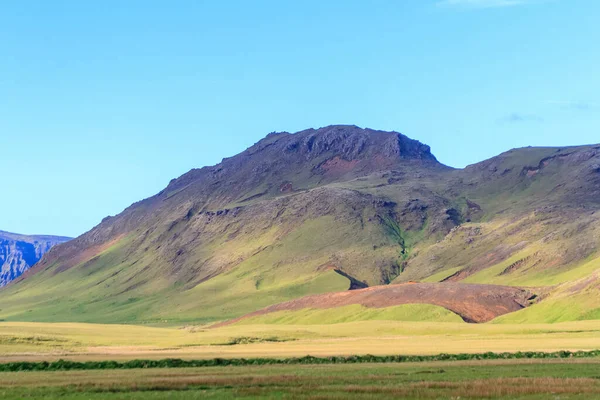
[1,359,600,399]
[0,320,599,362]
[0,320,599,398]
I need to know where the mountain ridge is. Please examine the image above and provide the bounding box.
[2,125,599,324]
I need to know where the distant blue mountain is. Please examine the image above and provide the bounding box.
[0,230,71,287]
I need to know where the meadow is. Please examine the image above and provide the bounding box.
[1,359,600,399]
[1,319,599,398]
[1,319,599,361]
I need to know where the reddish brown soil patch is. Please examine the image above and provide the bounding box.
[319,156,359,175]
[215,282,534,326]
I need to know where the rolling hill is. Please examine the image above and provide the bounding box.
[0,231,71,287]
[0,125,598,325]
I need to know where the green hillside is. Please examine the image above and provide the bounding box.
[1,126,599,325]
[232,304,464,325]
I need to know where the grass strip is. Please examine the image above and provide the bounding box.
[1,350,600,372]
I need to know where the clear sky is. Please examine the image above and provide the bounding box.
[1,0,599,237]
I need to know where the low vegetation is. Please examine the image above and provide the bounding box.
[2,350,600,372]
[1,359,600,399]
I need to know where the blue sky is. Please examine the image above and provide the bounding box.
[1,0,599,237]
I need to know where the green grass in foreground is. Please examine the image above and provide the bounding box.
[1,350,599,371]
[1,359,600,399]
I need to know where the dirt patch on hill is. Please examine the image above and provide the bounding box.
[215,283,534,326]
[318,156,360,176]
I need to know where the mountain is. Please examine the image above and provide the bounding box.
[0,231,71,287]
[0,125,598,324]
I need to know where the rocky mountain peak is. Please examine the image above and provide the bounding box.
[150,125,446,219]
[248,125,437,163]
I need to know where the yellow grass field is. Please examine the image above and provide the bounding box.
[1,320,599,362]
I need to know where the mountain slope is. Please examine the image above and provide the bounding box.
[0,125,599,324]
[0,231,71,287]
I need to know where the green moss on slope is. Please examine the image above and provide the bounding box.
[234,304,464,325]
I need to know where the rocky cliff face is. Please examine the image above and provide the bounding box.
[0,231,71,286]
